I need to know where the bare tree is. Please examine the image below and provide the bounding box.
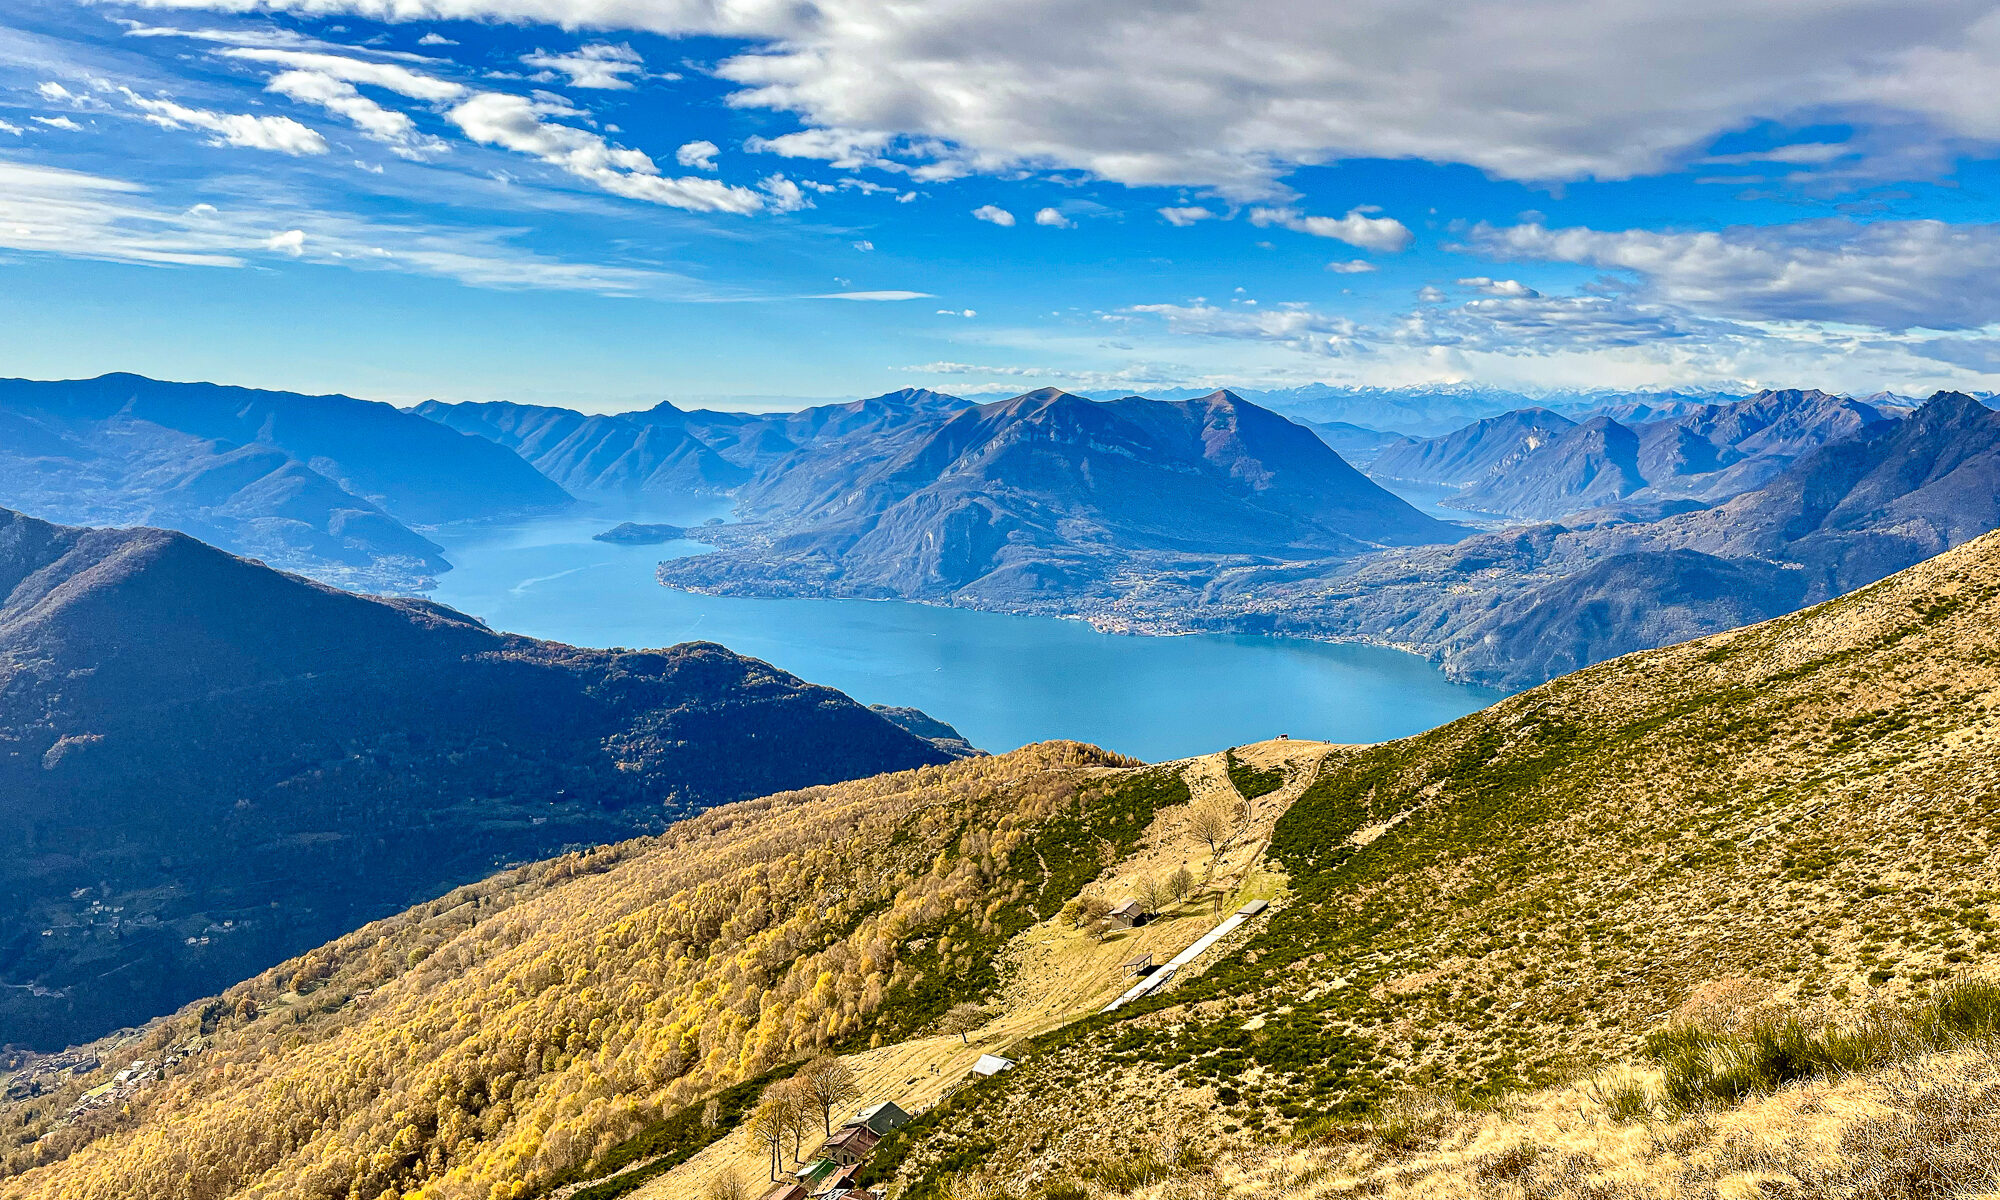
[1186,794,1246,863]
[1168,865,1196,903]
[1137,873,1174,915]
[798,1054,861,1135]
[1067,894,1112,929]
[747,1092,790,1181]
[780,1079,819,1162]
[939,1002,988,1045]
[704,1167,751,1200]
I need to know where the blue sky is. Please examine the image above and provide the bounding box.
[4,0,2000,411]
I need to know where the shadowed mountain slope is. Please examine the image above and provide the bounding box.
[0,508,965,1050]
[0,374,573,589]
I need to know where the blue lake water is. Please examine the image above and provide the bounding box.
[427,508,1505,762]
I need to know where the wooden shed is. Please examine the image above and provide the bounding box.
[1108,899,1148,928]
[816,1122,881,1166]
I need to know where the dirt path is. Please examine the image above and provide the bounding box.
[632,740,1335,1200]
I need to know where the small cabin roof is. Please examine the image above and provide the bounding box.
[1108,899,1144,916]
[971,1053,1016,1076]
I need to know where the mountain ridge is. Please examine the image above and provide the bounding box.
[0,506,965,1050]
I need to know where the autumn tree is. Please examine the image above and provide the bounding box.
[798,1055,861,1135]
[704,1167,751,1200]
[1064,894,1111,929]
[747,1093,790,1182]
[1168,865,1196,902]
[940,1002,988,1045]
[1186,793,1246,863]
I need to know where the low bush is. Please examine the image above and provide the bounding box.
[1645,977,2000,1111]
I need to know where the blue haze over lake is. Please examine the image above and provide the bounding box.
[429,509,1505,762]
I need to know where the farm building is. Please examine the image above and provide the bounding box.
[758,1183,808,1200]
[846,1100,911,1135]
[816,1122,881,1166]
[1108,899,1149,928]
[971,1053,1015,1077]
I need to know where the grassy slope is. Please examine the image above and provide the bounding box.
[0,743,1202,1200]
[869,529,2000,1196]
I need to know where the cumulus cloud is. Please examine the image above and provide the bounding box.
[1470,218,2000,331]
[125,0,2000,194]
[265,227,306,254]
[1249,206,1411,251]
[446,90,766,212]
[1326,259,1376,273]
[32,116,83,131]
[0,120,21,135]
[936,307,976,317]
[1457,276,1539,297]
[121,89,328,155]
[1159,205,1215,226]
[676,139,718,169]
[418,32,457,45]
[972,204,1015,226]
[522,43,646,89]
[1034,206,1072,228]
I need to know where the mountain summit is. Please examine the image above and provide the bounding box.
[665,388,1458,603]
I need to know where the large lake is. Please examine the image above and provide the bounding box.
[428,509,1505,762]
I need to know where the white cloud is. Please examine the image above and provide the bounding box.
[121,88,329,155]
[0,158,675,292]
[110,0,2000,194]
[1034,206,1072,228]
[0,120,21,135]
[1326,259,1376,273]
[758,173,810,212]
[810,290,933,300]
[32,116,83,131]
[675,139,718,170]
[418,32,457,45]
[1456,276,1539,297]
[445,90,767,213]
[265,70,449,158]
[1417,286,1447,303]
[1249,206,1411,251]
[522,43,646,89]
[219,48,468,101]
[852,239,874,251]
[936,308,976,317]
[972,204,1015,226]
[1159,205,1215,226]
[1471,218,2000,331]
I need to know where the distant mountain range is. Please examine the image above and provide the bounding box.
[1367,389,1900,520]
[0,374,570,590]
[414,388,970,499]
[659,388,1461,604]
[1207,391,2000,686]
[0,507,968,1050]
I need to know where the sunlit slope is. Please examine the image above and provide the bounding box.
[0,742,1203,1200]
[864,529,2000,1194]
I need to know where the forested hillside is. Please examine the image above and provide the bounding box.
[0,508,962,1049]
[0,744,1195,1200]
